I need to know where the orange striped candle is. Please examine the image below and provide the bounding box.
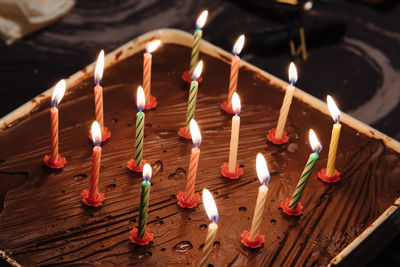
[227,35,245,107]
[94,50,105,132]
[143,40,161,105]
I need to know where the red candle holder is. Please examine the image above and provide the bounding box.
[220,162,243,179]
[181,70,203,83]
[318,168,341,183]
[177,127,192,140]
[80,190,105,207]
[240,230,265,248]
[129,228,154,245]
[43,155,67,169]
[127,159,147,172]
[89,127,111,142]
[144,95,158,110]
[266,128,289,145]
[220,100,235,115]
[176,191,200,209]
[280,198,303,216]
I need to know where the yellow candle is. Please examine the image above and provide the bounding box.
[275,62,297,138]
[200,189,219,267]
[249,153,270,241]
[326,95,342,176]
[228,92,241,173]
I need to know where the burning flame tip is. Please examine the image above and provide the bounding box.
[196,10,208,28]
[136,86,145,110]
[233,34,245,55]
[91,121,102,145]
[256,153,270,185]
[202,188,218,222]
[190,119,202,146]
[51,79,66,106]
[232,92,241,115]
[143,163,152,181]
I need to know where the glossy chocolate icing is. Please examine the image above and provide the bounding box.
[0,44,399,266]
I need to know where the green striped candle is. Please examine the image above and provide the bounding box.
[289,129,322,209]
[189,10,208,76]
[135,86,145,168]
[138,163,152,238]
[185,61,203,134]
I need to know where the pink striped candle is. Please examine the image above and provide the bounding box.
[227,35,245,108]
[143,40,161,105]
[43,79,67,169]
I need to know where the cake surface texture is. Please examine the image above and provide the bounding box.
[0,43,400,266]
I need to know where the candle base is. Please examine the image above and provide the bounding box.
[43,155,67,169]
[129,227,154,245]
[144,95,158,110]
[181,70,203,83]
[89,127,111,142]
[280,198,303,216]
[177,127,192,140]
[220,100,234,115]
[220,162,243,179]
[266,128,289,145]
[80,189,105,207]
[176,191,200,208]
[127,159,147,172]
[318,168,341,183]
[240,230,265,248]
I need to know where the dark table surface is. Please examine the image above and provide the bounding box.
[0,0,399,266]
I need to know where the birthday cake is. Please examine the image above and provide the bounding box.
[0,36,400,266]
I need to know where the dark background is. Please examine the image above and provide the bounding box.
[0,0,399,266]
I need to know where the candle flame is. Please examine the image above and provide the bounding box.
[309,129,322,153]
[136,85,146,111]
[51,79,66,107]
[193,60,203,80]
[91,121,102,146]
[288,62,298,84]
[202,188,218,223]
[94,50,105,84]
[327,95,342,123]
[146,40,161,53]
[190,119,202,147]
[232,92,241,115]
[143,163,152,181]
[256,153,270,186]
[233,34,245,56]
[196,10,208,29]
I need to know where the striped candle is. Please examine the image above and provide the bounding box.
[138,164,152,238]
[49,79,66,162]
[87,121,102,202]
[184,120,201,202]
[185,61,203,134]
[94,50,105,132]
[189,10,208,76]
[227,35,245,107]
[289,130,322,209]
[135,86,146,168]
[143,40,161,104]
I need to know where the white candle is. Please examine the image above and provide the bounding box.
[228,92,241,173]
[249,153,270,241]
[200,189,219,267]
[275,62,298,138]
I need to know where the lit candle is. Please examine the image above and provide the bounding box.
[129,163,154,245]
[228,92,241,172]
[43,80,67,169]
[127,86,147,172]
[281,129,322,216]
[81,121,105,207]
[93,50,111,141]
[177,119,202,208]
[221,35,245,114]
[241,153,270,248]
[189,10,208,76]
[318,95,342,182]
[275,62,298,138]
[143,40,161,110]
[178,61,203,139]
[199,189,219,267]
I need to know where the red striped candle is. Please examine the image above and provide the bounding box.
[143,40,161,105]
[94,50,105,132]
[227,35,245,107]
[43,79,66,169]
[183,119,202,203]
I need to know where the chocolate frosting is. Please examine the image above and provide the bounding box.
[0,44,399,266]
